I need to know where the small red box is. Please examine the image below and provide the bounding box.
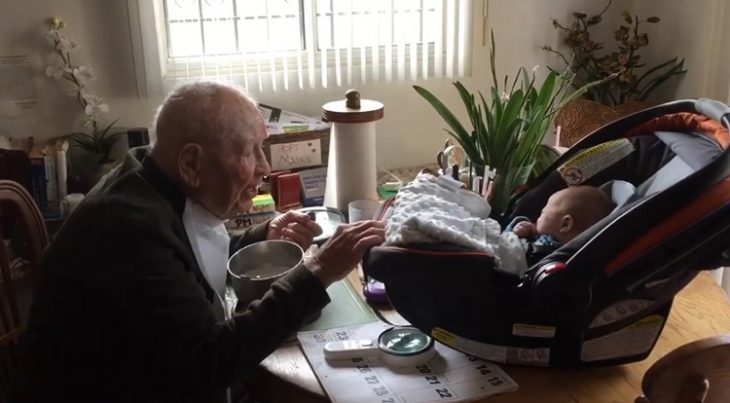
[276,173,303,210]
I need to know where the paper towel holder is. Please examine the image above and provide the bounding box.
[322,89,384,124]
[321,90,384,214]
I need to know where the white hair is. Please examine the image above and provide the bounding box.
[153,81,260,152]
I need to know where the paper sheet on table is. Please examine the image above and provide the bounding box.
[298,321,518,403]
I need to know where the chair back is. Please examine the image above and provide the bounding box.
[636,334,730,403]
[0,180,49,403]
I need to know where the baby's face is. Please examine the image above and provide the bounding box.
[536,193,566,236]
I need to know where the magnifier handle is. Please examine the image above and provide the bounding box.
[324,339,380,360]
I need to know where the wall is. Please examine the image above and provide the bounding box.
[629,0,730,102]
[1,0,728,169]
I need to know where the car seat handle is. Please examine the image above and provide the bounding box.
[697,98,730,125]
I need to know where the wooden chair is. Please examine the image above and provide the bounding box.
[0,180,49,402]
[636,334,730,403]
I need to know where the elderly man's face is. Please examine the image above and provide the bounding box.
[198,109,271,218]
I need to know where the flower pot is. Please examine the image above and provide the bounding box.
[555,99,652,147]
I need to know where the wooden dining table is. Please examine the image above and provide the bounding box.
[245,270,730,403]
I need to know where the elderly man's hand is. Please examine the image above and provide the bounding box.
[306,220,385,287]
[268,211,322,249]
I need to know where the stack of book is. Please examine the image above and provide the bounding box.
[5,137,69,218]
[226,194,276,230]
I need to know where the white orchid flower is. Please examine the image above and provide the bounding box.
[73,66,95,82]
[531,64,540,76]
[45,65,66,79]
[45,29,60,45]
[500,91,510,102]
[83,94,110,116]
[56,36,78,51]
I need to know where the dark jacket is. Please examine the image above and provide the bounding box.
[14,149,329,402]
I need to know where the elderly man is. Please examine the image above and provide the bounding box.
[15,82,385,402]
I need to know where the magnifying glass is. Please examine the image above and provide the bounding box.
[323,326,436,367]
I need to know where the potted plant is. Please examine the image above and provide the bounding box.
[544,0,686,106]
[415,32,604,218]
[543,1,687,146]
[45,17,123,191]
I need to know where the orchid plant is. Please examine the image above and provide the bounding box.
[543,0,686,106]
[45,17,121,164]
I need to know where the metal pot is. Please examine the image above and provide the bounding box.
[228,240,304,305]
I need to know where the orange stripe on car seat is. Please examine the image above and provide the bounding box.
[623,112,729,149]
[605,177,730,276]
[376,246,493,258]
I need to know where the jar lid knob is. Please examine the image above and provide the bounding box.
[345,89,361,109]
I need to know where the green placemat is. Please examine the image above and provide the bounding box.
[377,185,399,199]
[300,278,378,332]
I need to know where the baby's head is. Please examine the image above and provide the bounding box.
[536,186,614,243]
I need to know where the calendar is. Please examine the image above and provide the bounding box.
[298,321,518,403]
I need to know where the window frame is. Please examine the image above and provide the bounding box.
[128,0,480,96]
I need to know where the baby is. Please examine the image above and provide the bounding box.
[507,186,615,262]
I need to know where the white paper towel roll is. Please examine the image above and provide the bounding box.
[322,90,383,214]
[324,121,379,211]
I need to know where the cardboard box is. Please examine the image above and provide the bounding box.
[259,104,331,172]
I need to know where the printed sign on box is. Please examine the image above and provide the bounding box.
[270,138,322,170]
[299,167,327,206]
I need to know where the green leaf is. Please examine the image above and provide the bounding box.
[97,118,121,137]
[633,57,684,88]
[530,145,561,180]
[413,85,479,160]
[489,30,499,91]
[63,117,122,161]
[453,81,482,148]
[637,61,687,101]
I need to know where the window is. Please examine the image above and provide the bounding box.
[165,0,303,56]
[155,0,473,92]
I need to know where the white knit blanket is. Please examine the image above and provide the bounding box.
[384,174,527,276]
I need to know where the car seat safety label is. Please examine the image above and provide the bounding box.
[432,327,550,366]
[589,299,655,328]
[581,315,663,362]
[558,139,635,185]
[512,323,556,339]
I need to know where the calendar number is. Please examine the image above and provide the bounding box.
[372,386,389,396]
[416,364,432,374]
[357,364,371,373]
[476,364,492,375]
[365,375,380,384]
[424,375,441,385]
[435,388,453,398]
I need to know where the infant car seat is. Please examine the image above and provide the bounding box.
[364,99,730,368]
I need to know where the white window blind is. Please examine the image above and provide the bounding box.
[161,0,473,92]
